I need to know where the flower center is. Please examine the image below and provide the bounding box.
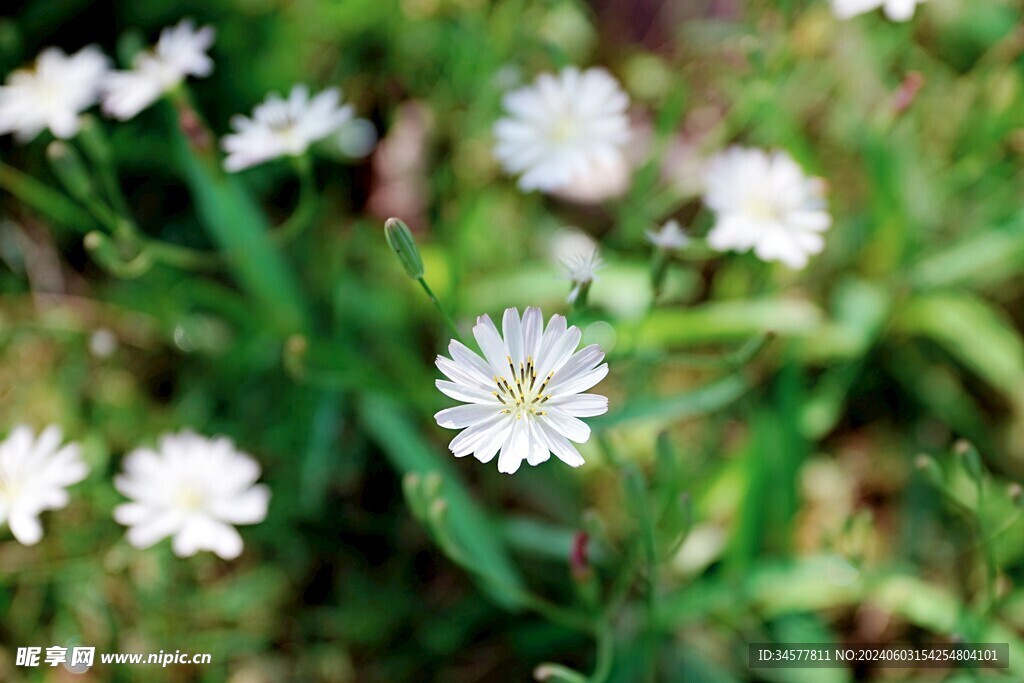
[493,355,553,419]
[743,193,783,222]
[176,485,206,511]
[0,474,21,501]
[550,116,579,144]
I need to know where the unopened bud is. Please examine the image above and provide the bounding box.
[422,472,443,499]
[954,439,984,481]
[1009,483,1023,506]
[915,453,943,486]
[177,105,212,152]
[384,217,424,279]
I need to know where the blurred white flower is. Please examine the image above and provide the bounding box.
[704,146,831,269]
[646,219,690,251]
[102,19,215,121]
[832,0,925,21]
[563,249,604,304]
[113,431,270,559]
[434,307,609,474]
[0,46,108,141]
[222,85,354,171]
[0,425,88,545]
[493,66,631,192]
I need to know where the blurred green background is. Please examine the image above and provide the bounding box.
[2,0,1024,681]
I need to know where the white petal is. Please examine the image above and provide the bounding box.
[435,357,493,392]
[541,407,591,443]
[546,345,604,391]
[435,379,500,405]
[447,412,508,457]
[536,420,585,467]
[448,340,495,384]
[210,485,270,524]
[521,307,544,361]
[473,314,511,376]
[525,420,550,466]
[173,516,244,560]
[548,364,609,397]
[497,419,528,474]
[547,393,609,417]
[435,403,503,429]
[125,509,184,549]
[8,510,43,545]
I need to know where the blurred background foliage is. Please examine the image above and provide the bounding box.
[1,0,1024,681]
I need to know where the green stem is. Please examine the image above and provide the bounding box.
[589,621,615,683]
[417,277,462,341]
[976,478,997,612]
[76,117,132,219]
[272,155,318,246]
[0,160,96,233]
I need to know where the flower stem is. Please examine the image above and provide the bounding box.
[417,276,462,341]
[273,154,318,246]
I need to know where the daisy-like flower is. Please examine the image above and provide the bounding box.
[703,146,831,269]
[563,249,604,304]
[646,219,691,251]
[221,85,355,172]
[493,67,631,192]
[102,19,215,121]
[434,307,609,475]
[0,425,89,545]
[831,0,925,21]
[0,46,108,141]
[113,431,270,560]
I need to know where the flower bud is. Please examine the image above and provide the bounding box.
[570,531,591,582]
[1008,483,1023,507]
[384,217,424,280]
[954,439,984,481]
[914,453,943,487]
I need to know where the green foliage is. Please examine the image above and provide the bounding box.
[1,0,1024,681]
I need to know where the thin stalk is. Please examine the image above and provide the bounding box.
[417,277,462,341]
[273,154,318,246]
[76,118,132,218]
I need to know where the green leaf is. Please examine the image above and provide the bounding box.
[171,119,307,335]
[592,373,749,429]
[622,298,823,350]
[359,393,526,610]
[893,292,1024,403]
[909,214,1024,290]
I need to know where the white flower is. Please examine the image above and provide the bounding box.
[832,0,925,21]
[434,307,609,475]
[646,219,690,251]
[0,425,88,545]
[113,431,270,560]
[0,46,108,141]
[221,85,355,171]
[563,249,604,304]
[102,19,215,121]
[703,146,831,269]
[493,67,631,192]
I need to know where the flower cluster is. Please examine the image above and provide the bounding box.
[0,426,269,560]
[0,18,363,171]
